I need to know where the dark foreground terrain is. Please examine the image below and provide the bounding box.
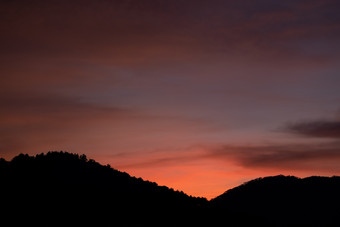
[1,152,340,226]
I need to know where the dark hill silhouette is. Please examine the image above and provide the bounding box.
[211,175,340,226]
[1,152,207,226]
[2,152,340,226]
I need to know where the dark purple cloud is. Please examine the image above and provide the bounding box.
[285,120,340,138]
[206,142,340,171]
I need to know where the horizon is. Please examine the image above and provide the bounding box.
[3,151,339,200]
[2,150,340,200]
[1,0,340,199]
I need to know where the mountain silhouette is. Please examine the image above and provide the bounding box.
[1,152,207,226]
[1,152,340,226]
[211,175,340,226]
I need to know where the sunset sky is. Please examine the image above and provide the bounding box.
[1,0,340,199]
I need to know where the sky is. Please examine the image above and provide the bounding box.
[1,0,340,199]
